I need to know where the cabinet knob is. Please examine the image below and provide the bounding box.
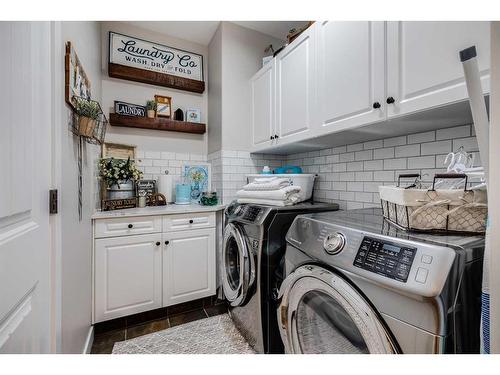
[275,134,279,139]
[189,219,194,224]
[155,241,161,246]
[270,135,274,140]
[128,224,133,229]
[372,102,381,109]
[165,240,170,245]
[386,97,395,104]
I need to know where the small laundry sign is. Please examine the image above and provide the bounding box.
[114,101,146,117]
[109,32,204,87]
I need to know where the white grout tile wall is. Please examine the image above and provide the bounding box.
[286,124,481,210]
[208,150,286,204]
[136,150,208,185]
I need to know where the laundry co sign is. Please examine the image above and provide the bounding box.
[109,32,204,82]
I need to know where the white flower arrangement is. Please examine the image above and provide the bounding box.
[99,157,143,188]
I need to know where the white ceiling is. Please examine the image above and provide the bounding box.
[124,21,308,46]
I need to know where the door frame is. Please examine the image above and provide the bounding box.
[49,21,63,354]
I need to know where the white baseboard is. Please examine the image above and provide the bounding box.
[83,326,94,354]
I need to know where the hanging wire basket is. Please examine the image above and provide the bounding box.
[70,96,108,145]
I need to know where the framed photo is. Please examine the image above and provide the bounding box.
[182,163,211,201]
[155,95,172,118]
[186,108,201,123]
[65,41,91,110]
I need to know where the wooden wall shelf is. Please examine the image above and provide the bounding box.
[108,63,205,94]
[109,113,206,134]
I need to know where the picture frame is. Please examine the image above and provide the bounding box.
[186,108,201,123]
[155,95,172,118]
[182,163,211,201]
[65,41,92,110]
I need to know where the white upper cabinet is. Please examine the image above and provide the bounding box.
[316,21,386,133]
[386,21,490,118]
[251,61,275,148]
[275,24,316,143]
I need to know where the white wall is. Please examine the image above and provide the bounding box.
[59,21,102,353]
[100,22,208,154]
[207,24,223,154]
[220,22,282,152]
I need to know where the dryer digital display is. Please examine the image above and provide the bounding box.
[353,237,416,282]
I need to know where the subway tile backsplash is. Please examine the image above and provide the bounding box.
[286,124,481,210]
[128,124,480,210]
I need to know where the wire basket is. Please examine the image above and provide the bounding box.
[70,97,107,145]
[380,173,488,234]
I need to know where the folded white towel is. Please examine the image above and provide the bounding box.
[252,177,277,184]
[237,185,301,200]
[243,177,292,191]
[236,198,295,207]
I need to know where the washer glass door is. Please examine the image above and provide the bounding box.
[278,265,396,354]
[222,223,254,306]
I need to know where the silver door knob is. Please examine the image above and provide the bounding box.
[323,232,346,255]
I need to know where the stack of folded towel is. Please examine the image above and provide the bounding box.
[236,177,302,206]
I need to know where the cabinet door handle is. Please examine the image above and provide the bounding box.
[189,219,194,224]
[372,102,381,109]
[386,97,395,104]
[165,240,170,245]
[155,241,161,246]
[128,224,133,229]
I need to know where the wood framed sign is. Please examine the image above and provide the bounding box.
[136,180,156,205]
[102,198,137,211]
[65,41,92,110]
[108,32,205,93]
[102,142,137,160]
[114,101,146,117]
[154,95,172,118]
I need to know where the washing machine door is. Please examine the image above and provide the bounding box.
[222,223,255,306]
[278,265,397,354]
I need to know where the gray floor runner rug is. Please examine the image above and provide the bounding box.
[112,314,256,354]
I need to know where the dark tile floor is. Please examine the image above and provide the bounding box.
[91,296,228,354]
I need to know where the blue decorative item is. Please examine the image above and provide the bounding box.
[183,164,211,202]
[274,165,303,174]
[175,184,192,205]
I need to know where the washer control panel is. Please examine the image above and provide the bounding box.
[353,236,417,282]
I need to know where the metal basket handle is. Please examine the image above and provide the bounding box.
[430,173,468,191]
[397,173,421,187]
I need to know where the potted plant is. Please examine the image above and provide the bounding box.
[99,157,143,200]
[75,97,100,137]
[146,100,157,118]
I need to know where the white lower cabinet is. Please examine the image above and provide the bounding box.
[163,228,216,306]
[94,233,162,322]
[93,213,218,323]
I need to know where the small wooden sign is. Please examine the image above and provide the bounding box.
[114,101,146,117]
[109,32,205,93]
[65,41,92,110]
[102,198,137,211]
[136,180,156,205]
[102,142,136,160]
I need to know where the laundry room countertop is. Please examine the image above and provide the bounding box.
[91,203,226,219]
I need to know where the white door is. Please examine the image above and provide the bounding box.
[386,21,490,118]
[94,234,162,322]
[316,21,386,133]
[251,61,275,149]
[163,228,216,306]
[0,22,52,353]
[275,24,316,144]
